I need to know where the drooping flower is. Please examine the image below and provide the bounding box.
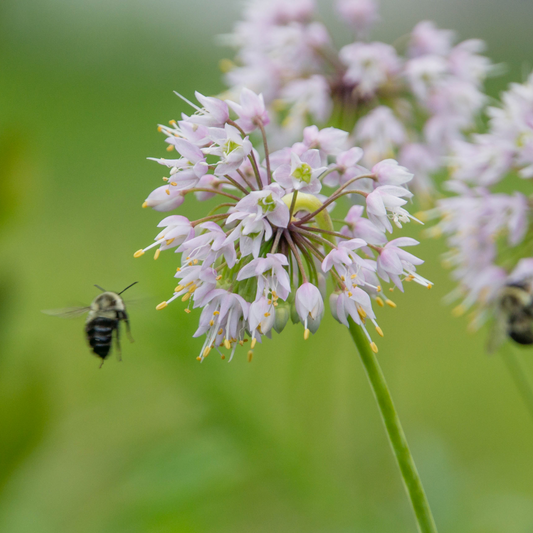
[220,1,490,196]
[136,87,430,361]
[429,74,533,345]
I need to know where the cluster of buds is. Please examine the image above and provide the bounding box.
[426,74,533,334]
[135,87,431,362]
[220,0,491,198]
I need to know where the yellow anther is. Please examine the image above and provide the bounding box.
[264,312,270,317]
[196,356,201,361]
[251,337,257,349]
[218,328,223,335]
[348,291,353,297]
[375,326,384,337]
[405,275,414,282]
[170,182,177,187]
[156,301,167,310]
[370,342,378,353]
[134,249,145,258]
[341,276,346,281]
[154,249,161,260]
[203,346,211,357]
[157,126,162,132]
[247,350,253,362]
[221,354,226,360]
[389,287,394,292]
[452,305,466,317]
[357,307,367,319]
[239,340,244,346]
[166,145,174,152]
[304,328,310,340]
[165,188,170,195]
[377,285,381,292]
[184,308,191,314]
[224,339,231,350]
[351,274,357,279]
[169,120,177,126]
[267,299,272,305]
[213,311,220,316]
[188,285,197,293]
[209,320,214,327]
[427,284,433,290]
[376,297,384,307]
[385,299,397,308]
[176,267,181,272]
[216,275,222,280]
[273,302,278,307]
[193,259,198,264]
[166,238,175,246]
[175,285,184,292]
[162,177,169,181]
[272,291,277,297]
[142,201,148,208]
[181,293,191,302]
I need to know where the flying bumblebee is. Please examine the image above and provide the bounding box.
[43,282,138,367]
[488,280,533,353]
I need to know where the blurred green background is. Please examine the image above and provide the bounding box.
[1,1,533,531]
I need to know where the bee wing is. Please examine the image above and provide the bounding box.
[41,306,91,319]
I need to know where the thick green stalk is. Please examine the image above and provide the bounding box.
[348,319,438,533]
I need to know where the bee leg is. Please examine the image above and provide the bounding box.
[122,313,134,343]
[114,323,123,362]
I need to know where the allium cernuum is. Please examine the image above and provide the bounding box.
[135,88,431,362]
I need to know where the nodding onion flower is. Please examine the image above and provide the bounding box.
[219,0,492,198]
[135,87,431,362]
[425,74,533,338]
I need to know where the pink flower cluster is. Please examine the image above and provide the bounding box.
[221,0,491,198]
[135,87,431,361]
[428,74,533,339]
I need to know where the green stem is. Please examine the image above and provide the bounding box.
[347,319,438,533]
[501,345,533,422]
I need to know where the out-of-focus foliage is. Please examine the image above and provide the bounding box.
[1,1,533,532]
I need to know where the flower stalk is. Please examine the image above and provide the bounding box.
[348,318,438,533]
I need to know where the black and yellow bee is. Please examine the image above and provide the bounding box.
[43,282,137,367]
[489,281,533,352]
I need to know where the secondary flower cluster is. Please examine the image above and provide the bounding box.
[220,0,491,198]
[427,74,533,341]
[135,88,431,361]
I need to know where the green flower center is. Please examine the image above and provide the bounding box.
[258,193,276,213]
[224,139,240,155]
[292,163,312,184]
